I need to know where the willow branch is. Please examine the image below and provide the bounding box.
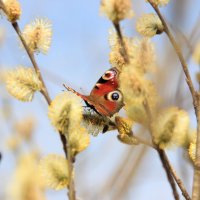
[11,22,52,105]
[147,1,199,200]
[66,132,76,200]
[113,22,129,64]
[0,1,76,199]
[163,151,192,200]
[143,100,180,200]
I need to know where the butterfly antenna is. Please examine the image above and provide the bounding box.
[63,84,82,97]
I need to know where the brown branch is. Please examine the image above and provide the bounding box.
[144,98,191,200]
[147,1,199,200]
[65,131,76,200]
[143,100,180,200]
[113,22,129,64]
[157,149,180,200]
[163,151,191,200]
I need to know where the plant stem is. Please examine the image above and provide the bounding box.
[147,1,199,199]
[163,151,192,200]
[157,149,180,200]
[113,22,129,64]
[143,100,180,200]
[66,132,76,200]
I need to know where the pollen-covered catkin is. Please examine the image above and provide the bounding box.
[22,18,52,54]
[100,0,133,23]
[6,67,42,102]
[48,92,83,134]
[120,66,158,125]
[146,0,170,7]
[2,0,21,22]
[193,42,200,65]
[48,92,90,155]
[39,154,69,190]
[153,107,189,149]
[136,13,164,37]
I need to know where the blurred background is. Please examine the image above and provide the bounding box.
[0,0,200,199]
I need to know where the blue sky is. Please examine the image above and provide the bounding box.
[0,0,200,199]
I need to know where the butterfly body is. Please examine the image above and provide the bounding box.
[64,67,124,117]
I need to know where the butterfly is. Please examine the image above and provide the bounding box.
[63,67,124,117]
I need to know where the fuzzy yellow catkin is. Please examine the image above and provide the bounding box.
[189,141,196,163]
[153,107,189,149]
[146,0,170,7]
[69,127,90,156]
[136,13,164,37]
[39,154,69,190]
[2,0,21,22]
[14,116,36,141]
[22,18,52,54]
[6,136,21,151]
[120,66,157,125]
[100,0,134,23]
[193,42,200,65]
[48,92,83,134]
[6,67,42,102]
[48,92,90,155]
[8,152,46,200]
[115,116,139,145]
[109,30,156,73]
[108,30,130,70]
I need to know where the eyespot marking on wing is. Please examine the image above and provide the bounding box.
[105,90,123,102]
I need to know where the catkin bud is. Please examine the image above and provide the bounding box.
[48,92,83,134]
[136,13,164,37]
[22,18,52,54]
[100,0,134,23]
[188,141,196,163]
[146,0,170,7]
[39,154,69,190]
[115,116,139,145]
[193,42,200,65]
[2,0,21,22]
[6,67,42,102]
[153,107,189,149]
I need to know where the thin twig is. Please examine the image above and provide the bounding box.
[143,100,180,200]
[66,132,76,200]
[163,151,192,200]
[157,149,180,200]
[113,146,147,200]
[147,1,199,200]
[113,22,129,64]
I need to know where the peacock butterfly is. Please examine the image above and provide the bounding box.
[63,67,124,117]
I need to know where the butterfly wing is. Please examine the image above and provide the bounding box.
[63,67,124,117]
[87,67,124,117]
[90,67,119,97]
